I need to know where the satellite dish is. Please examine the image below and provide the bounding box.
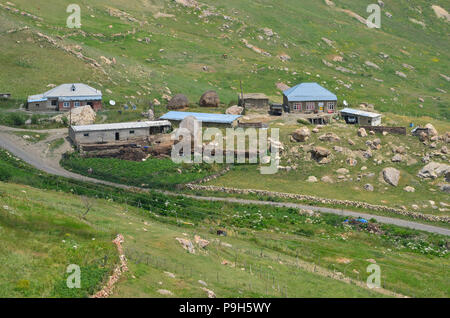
[109,100,116,106]
[343,100,348,106]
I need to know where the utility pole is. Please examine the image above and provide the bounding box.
[69,106,72,127]
[240,80,246,116]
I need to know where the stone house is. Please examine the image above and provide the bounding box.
[283,83,338,114]
[27,83,102,112]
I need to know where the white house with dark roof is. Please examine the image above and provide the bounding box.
[283,83,338,114]
[27,83,102,112]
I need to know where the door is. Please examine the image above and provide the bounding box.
[115,132,120,141]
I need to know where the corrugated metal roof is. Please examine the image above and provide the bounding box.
[28,83,102,103]
[340,108,382,118]
[283,83,337,102]
[71,121,171,133]
[240,93,269,99]
[160,111,242,124]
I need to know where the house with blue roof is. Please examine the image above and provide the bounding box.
[160,111,242,128]
[283,83,338,114]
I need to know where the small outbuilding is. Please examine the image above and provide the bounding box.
[69,121,172,145]
[160,111,241,128]
[238,93,270,109]
[340,108,382,126]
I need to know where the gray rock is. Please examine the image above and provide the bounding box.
[364,184,374,192]
[382,167,401,187]
[418,162,450,179]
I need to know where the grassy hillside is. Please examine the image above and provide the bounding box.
[0,0,449,122]
[1,149,449,298]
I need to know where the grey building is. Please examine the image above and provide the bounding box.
[340,108,382,126]
[238,93,270,109]
[69,121,172,145]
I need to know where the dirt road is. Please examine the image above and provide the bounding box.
[0,126,449,236]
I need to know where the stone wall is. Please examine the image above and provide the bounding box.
[361,126,407,135]
[184,184,450,224]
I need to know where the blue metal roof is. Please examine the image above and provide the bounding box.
[160,111,242,124]
[340,108,382,118]
[283,83,337,102]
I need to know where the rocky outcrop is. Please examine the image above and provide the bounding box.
[418,162,450,179]
[52,106,96,125]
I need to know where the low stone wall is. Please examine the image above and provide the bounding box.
[361,126,407,135]
[191,166,232,185]
[184,184,450,224]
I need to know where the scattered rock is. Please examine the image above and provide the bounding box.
[346,158,358,166]
[51,105,96,126]
[364,184,374,192]
[418,162,450,179]
[176,237,195,254]
[382,167,401,186]
[292,128,311,142]
[403,186,415,193]
[358,128,368,137]
[392,154,403,162]
[321,176,334,183]
[307,176,318,183]
[194,235,210,249]
[225,105,244,115]
[199,91,220,107]
[167,94,189,110]
[158,289,173,296]
[319,132,340,142]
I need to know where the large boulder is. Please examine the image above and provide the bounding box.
[292,128,311,142]
[382,167,400,186]
[225,105,244,115]
[358,128,368,137]
[167,94,189,110]
[310,146,331,164]
[319,132,341,142]
[199,90,220,107]
[425,123,438,137]
[418,162,450,179]
[52,106,96,126]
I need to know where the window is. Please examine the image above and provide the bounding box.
[306,102,315,111]
[327,102,335,110]
[74,102,81,107]
[129,130,135,134]
[293,103,301,111]
[35,104,40,107]
[63,102,70,108]
[83,133,89,137]
[51,100,57,106]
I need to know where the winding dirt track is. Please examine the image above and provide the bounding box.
[0,127,449,236]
